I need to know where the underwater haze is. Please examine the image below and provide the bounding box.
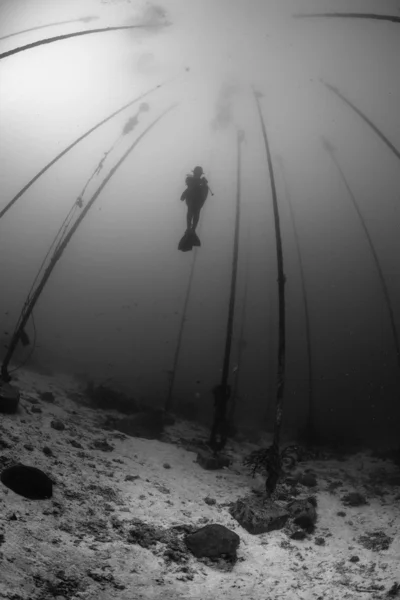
[1,0,400,445]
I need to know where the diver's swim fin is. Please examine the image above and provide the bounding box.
[178,230,201,252]
[178,238,192,251]
[178,231,193,251]
[191,232,201,247]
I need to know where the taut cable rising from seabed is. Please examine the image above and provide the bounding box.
[321,79,400,161]
[0,16,99,42]
[1,102,179,382]
[293,12,400,24]
[228,226,250,426]
[165,214,205,412]
[0,23,170,60]
[276,156,315,442]
[209,128,244,452]
[320,80,400,379]
[25,107,150,307]
[164,239,200,413]
[0,78,178,221]
[253,86,286,496]
[321,136,400,375]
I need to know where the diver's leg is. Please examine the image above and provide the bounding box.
[192,208,201,231]
[186,208,193,230]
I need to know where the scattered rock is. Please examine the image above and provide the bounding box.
[128,519,165,548]
[127,519,189,566]
[171,524,196,535]
[25,396,40,404]
[314,536,325,545]
[164,545,186,562]
[163,463,171,469]
[358,531,393,552]
[69,439,83,449]
[24,443,34,451]
[92,439,114,452]
[154,482,170,495]
[40,391,55,403]
[287,498,317,531]
[298,472,317,487]
[342,492,367,507]
[204,497,216,506]
[0,464,53,499]
[349,555,360,562]
[125,474,140,482]
[185,524,240,560]
[337,511,346,517]
[230,495,289,534]
[51,419,65,431]
[31,406,42,414]
[42,446,53,456]
[327,480,343,493]
[290,530,307,540]
[32,572,81,597]
[87,568,125,589]
[196,450,231,470]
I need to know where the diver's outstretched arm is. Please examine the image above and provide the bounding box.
[180,190,187,201]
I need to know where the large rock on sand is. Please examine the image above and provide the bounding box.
[1,464,53,499]
[185,524,240,560]
[230,494,289,534]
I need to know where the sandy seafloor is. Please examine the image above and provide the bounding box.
[0,368,399,600]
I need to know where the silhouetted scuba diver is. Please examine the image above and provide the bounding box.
[178,166,209,252]
[181,166,209,231]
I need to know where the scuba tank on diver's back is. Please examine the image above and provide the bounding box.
[185,168,208,192]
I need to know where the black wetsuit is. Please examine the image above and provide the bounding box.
[181,175,209,231]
